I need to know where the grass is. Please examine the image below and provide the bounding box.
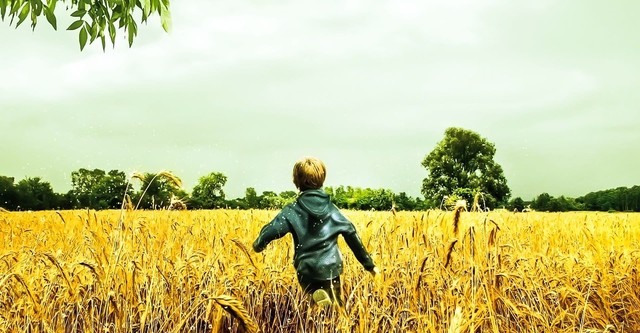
[1,209,639,332]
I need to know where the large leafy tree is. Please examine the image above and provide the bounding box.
[421,127,510,209]
[190,172,228,209]
[1,0,171,50]
[15,177,58,210]
[70,168,103,208]
[70,168,131,209]
[244,187,259,208]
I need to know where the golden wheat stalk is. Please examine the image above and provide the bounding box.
[415,256,430,292]
[453,205,463,236]
[41,252,75,297]
[444,238,458,268]
[2,273,42,314]
[231,239,258,269]
[166,294,258,333]
[212,295,259,333]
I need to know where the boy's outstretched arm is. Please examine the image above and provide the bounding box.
[342,230,376,272]
[253,213,290,252]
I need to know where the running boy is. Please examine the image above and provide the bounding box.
[253,157,379,306]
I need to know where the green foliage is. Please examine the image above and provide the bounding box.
[1,0,171,50]
[532,192,552,211]
[258,191,282,209]
[508,197,525,212]
[15,177,58,210]
[577,186,640,212]
[190,172,228,209]
[0,176,19,210]
[70,168,131,209]
[244,187,259,208]
[325,186,421,211]
[133,172,181,210]
[421,127,510,209]
[258,190,297,209]
[530,193,584,212]
[393,192,424,211]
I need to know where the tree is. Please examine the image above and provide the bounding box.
[279,190,298,206]
[70,168,105,208]
[190,172,228,209]
[258,191,282,209]
[1,0,171,51]
[421,127,510,209]
[101,170,132,208]
[133,171,182,209]
[244,187,259,208]
[532,192,552,211]
[393,192,417,211]
[0,175,19,210]
[508,197,525,212]
[69,168,131,209]
[15,177,58,210]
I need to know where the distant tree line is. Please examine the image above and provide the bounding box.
[2,128,637,213]
[0,168,427,211]
[1,168,638,213]
[504,186,640,213]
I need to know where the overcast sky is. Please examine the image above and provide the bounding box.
[1,0,639,200]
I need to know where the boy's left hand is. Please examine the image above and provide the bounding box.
[370,266,382,284]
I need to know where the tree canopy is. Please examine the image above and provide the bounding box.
[190,172,228,209]
[421,127,510,209]
[70,168,131,209]
[1,0,171,50]
[132,171,183,210]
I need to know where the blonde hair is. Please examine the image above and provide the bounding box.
[292,157,326,191]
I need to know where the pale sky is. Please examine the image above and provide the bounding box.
[1,0,639,200]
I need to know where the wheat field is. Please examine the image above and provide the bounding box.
[1,208,639,332]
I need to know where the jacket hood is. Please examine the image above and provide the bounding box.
[297,189,332,218]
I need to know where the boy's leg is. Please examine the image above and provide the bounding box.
[299,276,343,306]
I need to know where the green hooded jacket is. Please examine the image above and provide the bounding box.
[253,189,375,281]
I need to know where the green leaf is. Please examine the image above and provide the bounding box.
[150,0,159,13]
[33,0,42,16]
[108,21,116,45]
[111,5,121,21]
[43,5,56,30]
[127,20,134,47]
[89,22,98,42]
[47,0,55,12]
[67,19,83,30]
[142,0,150,19]
[101,35,106,52]
[0,0,7,20]
[70,9,85,17]
[160,3,170,33]
[10,0,21,16]
[16,2,30,28]
[79,26,88,51]
[30,7,37,30]
[111,11,121,22]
